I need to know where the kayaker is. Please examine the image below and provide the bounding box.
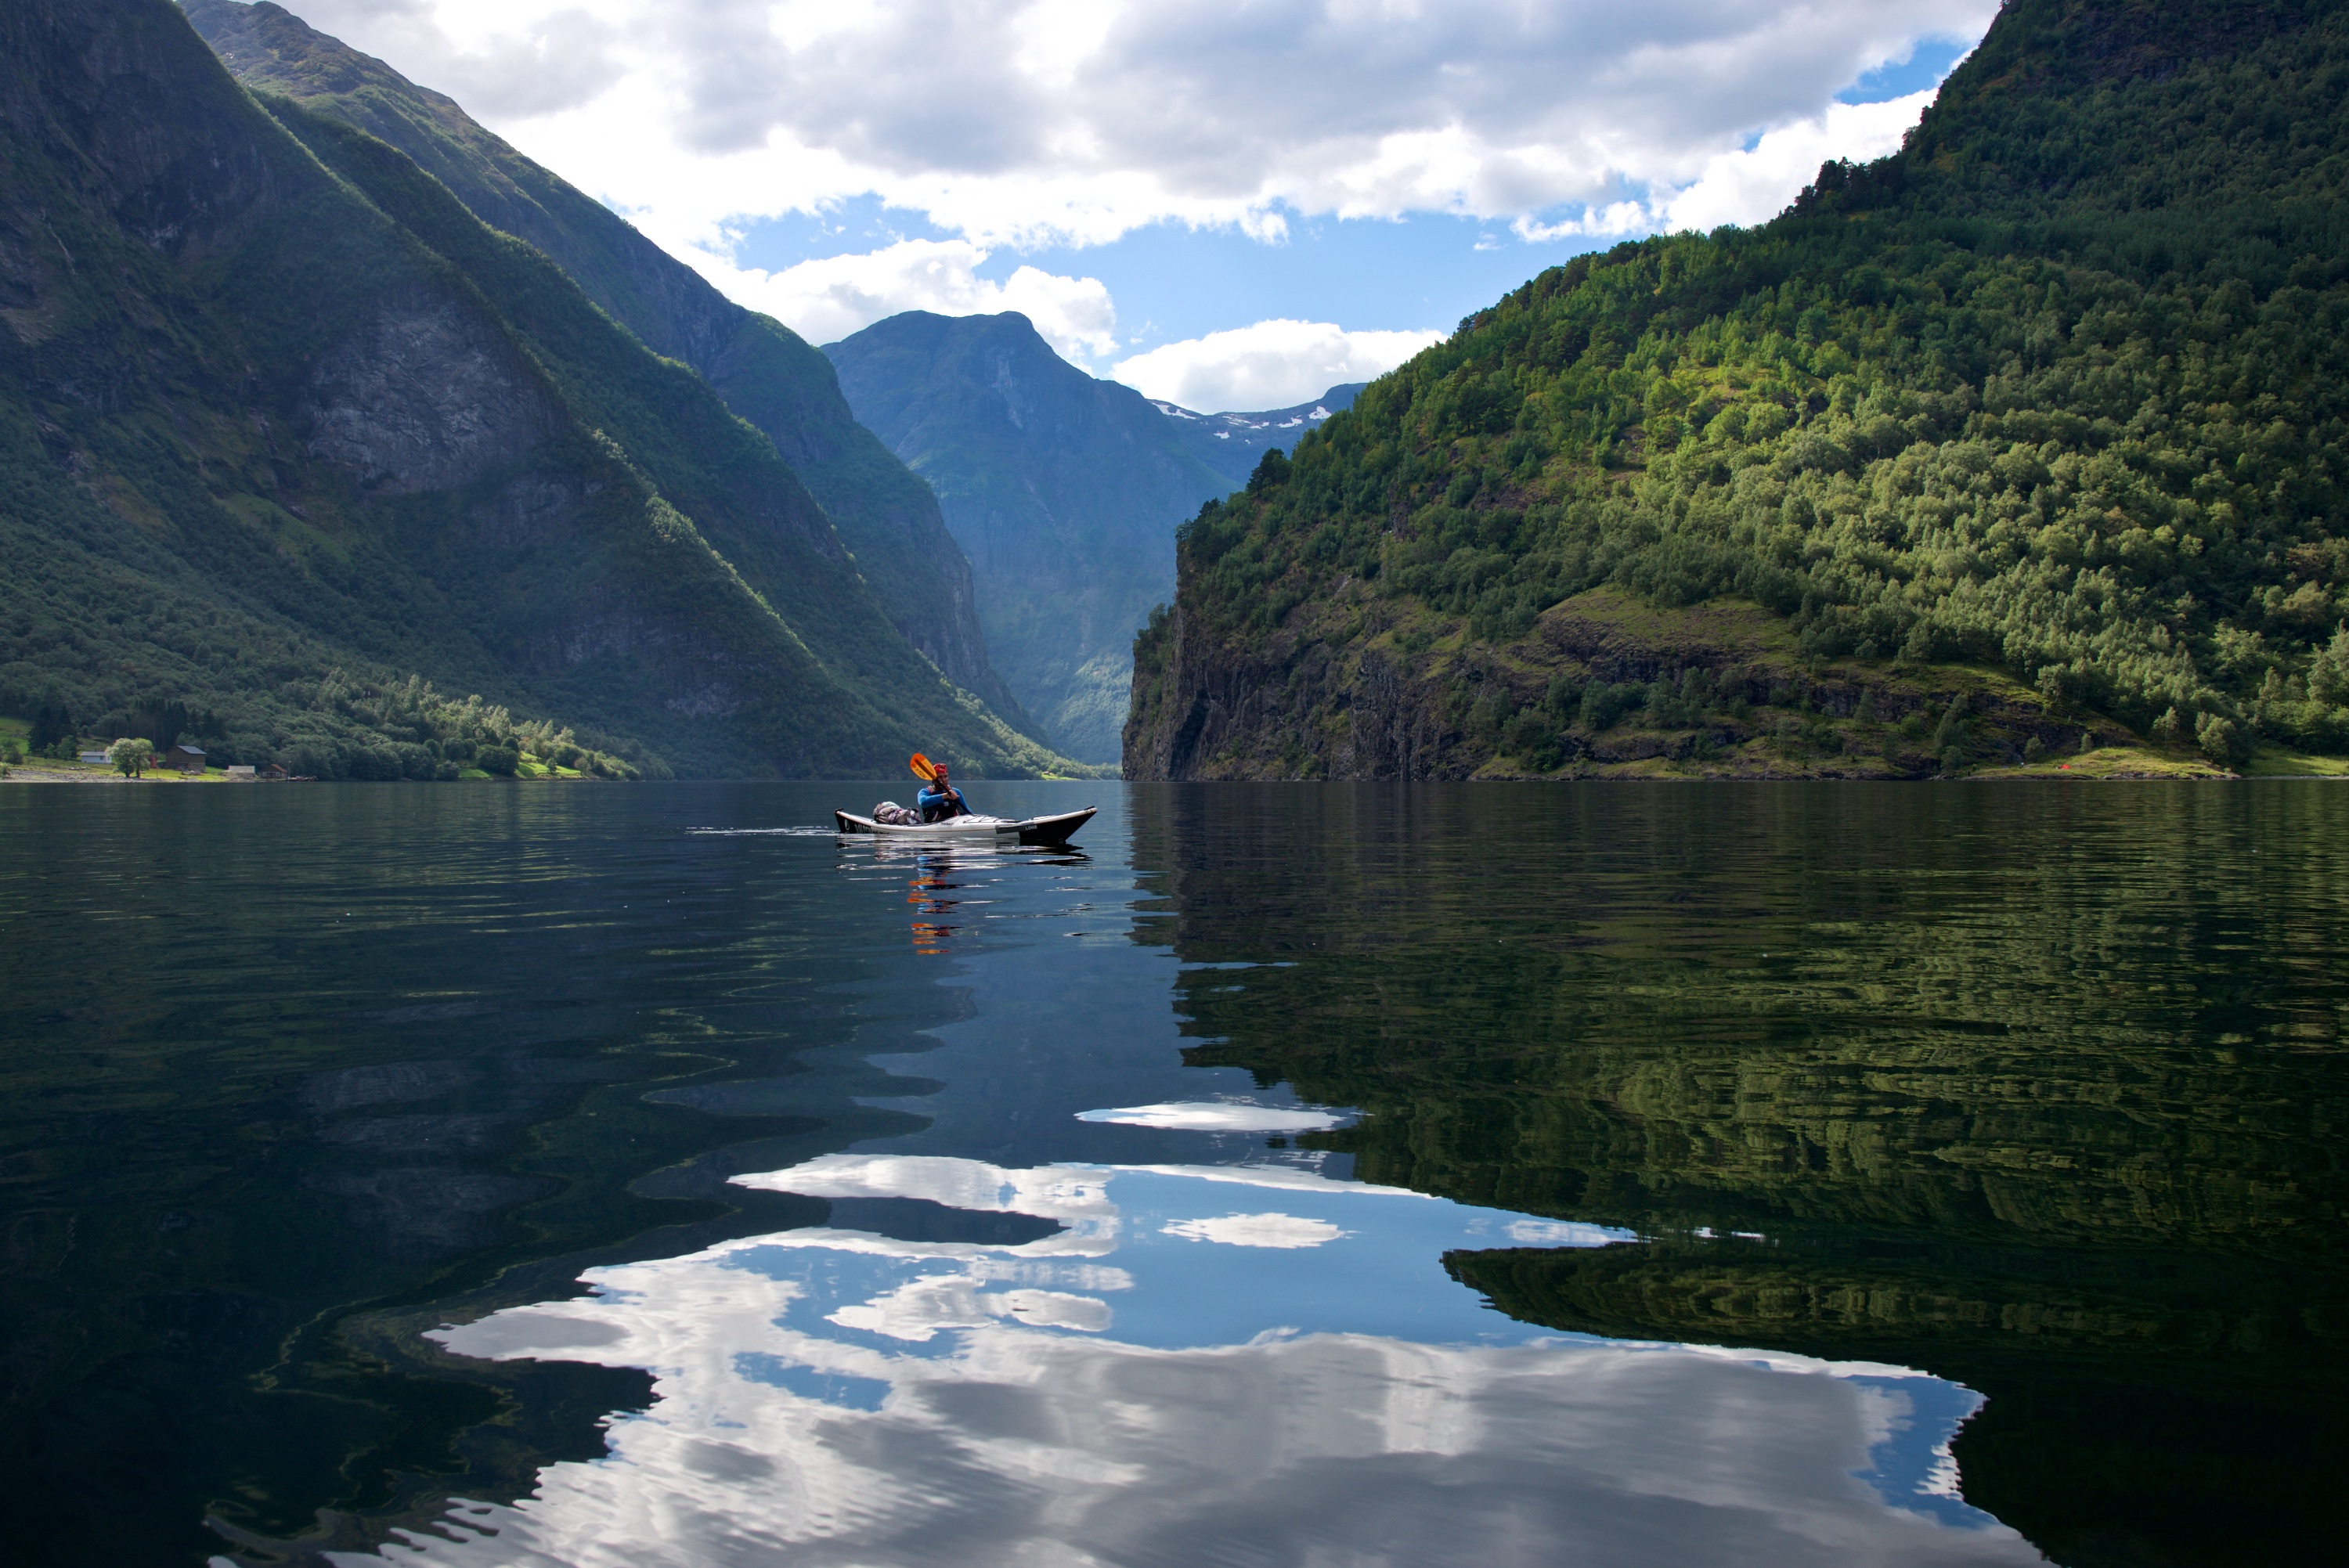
[917,764,971,823]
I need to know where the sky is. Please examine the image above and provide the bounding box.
[265,2,2001,410]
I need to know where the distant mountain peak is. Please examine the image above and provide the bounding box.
[826,312,1239,762]
[1153,384,1366,485]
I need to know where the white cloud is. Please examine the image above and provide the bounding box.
[687,236,1117,355]
[1161,1211,1350,1247]
[1504,1218,1633,1247]
[274,1,625,118]
[270,2,1999,260]
[1662,90,1939,232]
[1112,320,1442,413]
[399,1154,2037,1568]
[1075,1101,1346,1132]
[1510,199,1665,245]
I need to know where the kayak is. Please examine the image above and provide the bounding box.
[832,806,1097,845]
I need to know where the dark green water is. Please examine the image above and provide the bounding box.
[0,782,2342,1566]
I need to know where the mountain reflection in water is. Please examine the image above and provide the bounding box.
[1133,782,2349,1568]
[409,1155,2030,1568]
[1,781,2340,1567]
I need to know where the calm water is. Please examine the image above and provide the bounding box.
[1,781,2343,1566]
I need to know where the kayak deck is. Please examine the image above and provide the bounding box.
[832,806,1097,845]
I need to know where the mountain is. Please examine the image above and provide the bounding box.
[1153,384,1366,490]
[0,0,1063,778]
[825,312,1239,762]
[180,0,1030,730]
[1127,0,2349,782]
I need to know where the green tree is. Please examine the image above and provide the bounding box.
[1931,694,1969,760]
[27,701,69,753]
[106,737,153,778]
[2196,714,2246,769]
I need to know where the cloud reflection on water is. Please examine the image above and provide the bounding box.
[1076,1101,1348,1133]
[392,1157,2039,1568]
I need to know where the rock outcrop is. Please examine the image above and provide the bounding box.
[1128,585,2124,781]
[302,288,557,493]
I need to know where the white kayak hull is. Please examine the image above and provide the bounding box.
[832,806,1097,845]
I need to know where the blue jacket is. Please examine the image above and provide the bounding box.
[917,783,968,820]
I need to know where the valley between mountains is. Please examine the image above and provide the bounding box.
[4,0,2345,784]
[0,0,1339,779]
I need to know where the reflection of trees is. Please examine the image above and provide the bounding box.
[1130,781,2349,1566]
[1444,1242,2347,1568]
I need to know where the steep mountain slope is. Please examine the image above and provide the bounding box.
[182,0,1028,728]
[1128,0,2349,781]
[0,0,1060,777]
[827,312,1239,761]
[1154,383,1366,490]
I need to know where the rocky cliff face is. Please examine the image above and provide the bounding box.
[182,0,1029,730]
[0,0,1064,778]
[4,0,282,254]
[1128,582,2129,782]
[827,311,1238,762]
[301,287,557,492]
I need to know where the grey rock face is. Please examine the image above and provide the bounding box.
[832,313,1369,762]
[2,0,287,259]
[471,473,584,549]
[303,289,554,492]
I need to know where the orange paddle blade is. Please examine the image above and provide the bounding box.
[909,752,939,782]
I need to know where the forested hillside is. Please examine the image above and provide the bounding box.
[182,0,1029,730]
[1128,0,2349,780]
[0,0,1062,778]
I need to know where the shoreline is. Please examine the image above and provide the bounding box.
[0,765,288,784]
